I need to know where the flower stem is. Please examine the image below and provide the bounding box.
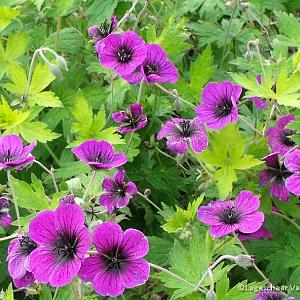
[107,71,114,124]
[189,148,212,178]
[133,1,148,31]
[117,0,139,27]
[262,99,275,135]
[125,132,134,154]
[236,238,270,284]
[34,160,58,193]
[136,191,164,215]
[137,78,144,103]
[7,170,21,232]
[272,211,300,233]
[0,233,18,242]
[149,262,207,294]
[24,49,40,97]
[43,144,61,167]
[53,287,59,300]
[155,83,195,108]
[82,170,97,203]
[238,115,264,136]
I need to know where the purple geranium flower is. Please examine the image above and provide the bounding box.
[7,234,37,288]
[99,31,147,76]
[250,75,268,110]
[0,135,35,170]
[72,140,127,169]
[59,194,75,205]
[123,43,178,84]
[197,190,264,238]
[195,81,242,130]
[0,196,12,228]
[157,117,208,154]
[266,115,296,156]
[259,152,291,201]
[284,149,300,196]
[253,290,295,300]
[100,170,137,211]
[28,204,90,287]
[78,222,150,297]
[238,226,272,241]
[112,103,147,134]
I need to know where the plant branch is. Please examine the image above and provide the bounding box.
[34,160,58,193]
[117,0,139,27]
[82,170,97,203]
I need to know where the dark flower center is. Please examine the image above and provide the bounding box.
[144,64,159,76]
[269,162,292,183]
[102,247,127,273]
[179,120,192,137]
[117,48,132,63]
[1,150,16,163]
[216,100,233,117]
[53,234,79,261]
[20,236,37,255]
[280,129,296,147]
[125,111,141,129]
[220,206,241,225]
[112,182,126,199]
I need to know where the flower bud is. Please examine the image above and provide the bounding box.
[206,290,216,300]
[49,63,63,80]
[144,189,151,197]
[56,55,68,71]
[88,26,100,38]
[235,254,255,267]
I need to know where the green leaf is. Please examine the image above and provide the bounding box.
[5,31,27,61]
[214,165,237,199]
[39,285,52,300]
[146,236,173,266]
[28,91,63,108]
[11,213,36,227]
[85,0,118,25]
[0,6,20,31]
[10,175,49,211]
[54,161,90,180]
[3,283,14,300]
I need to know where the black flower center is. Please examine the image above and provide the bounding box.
[125,111,141,129]
[220,206,241,225]
[20,236,37,255]
[103,247,127,273]
[112,182,126,198]
[144,64,159,76]
[1,150,16,162]
[53,234,78,261]
[216,100,233,117]
[280,129,296,147]
[117,48,132,63]
[269,161,292,183]
[179,120,192,137]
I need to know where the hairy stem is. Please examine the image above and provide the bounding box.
[136,191,164,215]
[43,144,61,167]
[137,78,144,103]
[0,233,18,242]
[133,1,148,31]
[239,115,264,136]
[53,287,59,300]
[117,0,139,27]
[34,160,58,193]
[82,170,97,203]
[24,49,40,97]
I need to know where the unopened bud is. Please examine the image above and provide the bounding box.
[49,64,63,80]
[235,254,255,267]
[56,55,68,71]
[206,290,216,300]
[240,2,251,9]
[144,189,151,197]
[88,26,100,38]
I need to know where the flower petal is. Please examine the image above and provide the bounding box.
[235,190,260,214]
[285,173,300,196]
[78,255,104,283]
[284,149,300,173]
[238,212,265,234]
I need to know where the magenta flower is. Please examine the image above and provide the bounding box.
[59,194,75,205]
[123,44,178,84]
[28,204,90,287]
[238,226,272,241]
[284,150,300,196]
[157,117,208,154]
[7,235,37,288]
[100,170,137,211]
[250,75,268,110]
[195,81,242,130]
[99,31,147,76]
[253,290,295,300]
[259,153,291,201]
[89,16,117,40]
[72,140,127,169]
[266,115,296,156]
[0,135,35,170]
[112,103,147,134]
[0,196,12,228]
[78,222,150,297]
[197,190,264,238]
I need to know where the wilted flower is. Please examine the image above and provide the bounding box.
[78,222,150,297]
[98,31,147,76]
[195,81,242,130]
[28,204,90,287]
[7,235,37,288]
[266,115,296,156]
[123,43,178,84]
[157,117,208,154]
[238,226,272,241]
[72,140,127,169]
[112,103,147,134]
[197,190,264,237]
[235,254,255,267]
[0,196,12,228]
[253,289,295,300]
[259,152,291,201]
[284,149,300,196]
[100,170,137,211]
[0,135,36,170]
